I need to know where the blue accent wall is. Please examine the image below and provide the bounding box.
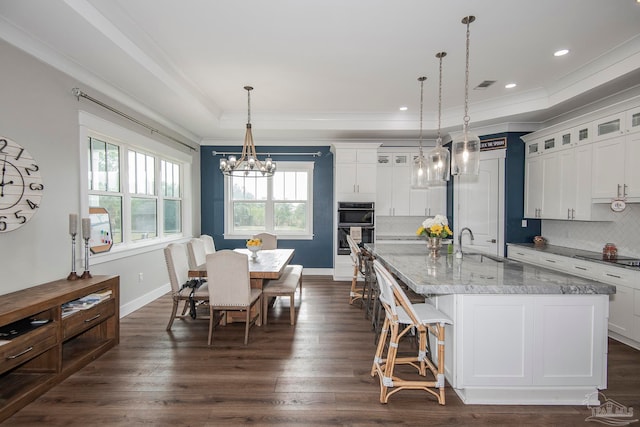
[482,132,542,253]
[200,145,334,268]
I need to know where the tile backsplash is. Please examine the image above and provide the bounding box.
[542,204,640,258]
[376,216,425,237]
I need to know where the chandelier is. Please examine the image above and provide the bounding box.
[451,15,480,176]
[410,76,429,189]
[426,51,450,183]
[219,86,276,177]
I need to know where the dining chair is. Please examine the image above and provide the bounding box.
[206,250,262,345]
[252,232,277,249]
[200,234,216,254]
[163,243,209,331]
[371,259,452,405]
[187,238,207,270]
[346,234,367,305]
[252,232,304,325]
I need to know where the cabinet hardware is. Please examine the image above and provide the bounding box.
[567,209,571,219]
[617,184,622,198]
[572,209,575,220]
[6,346,33,360]
[84,314,101,323]
[487,239,497,243]
[545,259,556,263]
[624,184,628,197]
[605,273,621,279]
[574,266,587,271]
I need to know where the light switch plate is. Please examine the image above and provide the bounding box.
[521,219,528,227]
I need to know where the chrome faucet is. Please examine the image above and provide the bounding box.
[457,227,474,258]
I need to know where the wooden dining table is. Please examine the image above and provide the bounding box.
[188,248,295,289]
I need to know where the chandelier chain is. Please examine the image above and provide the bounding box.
[463,18,472,127]
[418,76,426,155]
[437,53,444,142]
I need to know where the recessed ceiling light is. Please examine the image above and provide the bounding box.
[399,106,408,111]
[505,83,517,89]
[554,49,569,57]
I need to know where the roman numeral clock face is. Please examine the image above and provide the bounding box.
[0,137,44,232]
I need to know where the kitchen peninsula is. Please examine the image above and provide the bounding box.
[366,243,615,405]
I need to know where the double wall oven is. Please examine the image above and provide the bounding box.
[337,201,375,255]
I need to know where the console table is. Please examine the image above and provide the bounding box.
[0,275,119,422]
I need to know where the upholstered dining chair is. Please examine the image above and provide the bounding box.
[371,259,452,405]
[252,232,303,326]
[252,232,277,249]
[200,234,216,255]
[206,250,262,345]
[187,237,207,270]
[163,243,209,331]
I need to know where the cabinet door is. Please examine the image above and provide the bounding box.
[426,186,446,217]
[559,149,577,220]
[624,133,640,199]
[572,145,594,220]
[609,284,635,338]
[391,164,411,216]
[592,136,625,201]
[335,163,357,195]
[524,156,543,218]
[541,153,562,219]
[376,166,393,215]
[356,163,377,195]
[627,107,640,135]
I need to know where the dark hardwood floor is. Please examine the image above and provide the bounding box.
[5,277,640,426]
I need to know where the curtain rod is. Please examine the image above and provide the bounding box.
[71,88,197,152]
[211,150,322,157]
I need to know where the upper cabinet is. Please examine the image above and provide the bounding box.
[522,97,640,218]
[333,145,379,202]
[376,150,446,217]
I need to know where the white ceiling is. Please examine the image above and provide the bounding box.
[1,0,640,145]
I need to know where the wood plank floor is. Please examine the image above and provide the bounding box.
[6,277,640,426]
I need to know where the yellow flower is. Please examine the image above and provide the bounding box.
[416,226,425,236]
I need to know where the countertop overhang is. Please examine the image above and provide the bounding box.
[365,243,616,296]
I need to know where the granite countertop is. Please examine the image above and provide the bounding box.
[365,243,616,296]
[508,243,640,271]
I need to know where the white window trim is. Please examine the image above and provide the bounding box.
[223,161,314,240]
[79,111,193,264]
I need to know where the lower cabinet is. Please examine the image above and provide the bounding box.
[0,275,119,422]
[507,244,640,350]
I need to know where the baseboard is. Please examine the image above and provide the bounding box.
[120,283,170,318]
[302,268,333,276]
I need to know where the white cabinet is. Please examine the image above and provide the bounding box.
[375,150,446,217]
[627,107,640,134]
[334,147,378,201]
[592,132,640,202]
[524,155,543,218]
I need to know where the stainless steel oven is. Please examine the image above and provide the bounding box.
[337,202,375,255]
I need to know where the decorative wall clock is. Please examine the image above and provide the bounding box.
[0,136,44,232]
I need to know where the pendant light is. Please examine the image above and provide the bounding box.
[411,76,429,189]
[426,52,451,183]
[219,86,276,177]
[451,16,480,176]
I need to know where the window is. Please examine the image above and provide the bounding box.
[87,135,184,247]
[225,162,313,239]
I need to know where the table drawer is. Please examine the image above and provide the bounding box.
[1,323,58,374]
[62,299,115,340]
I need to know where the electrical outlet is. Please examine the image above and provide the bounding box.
[138,273,144,282]
[521,219,528,227]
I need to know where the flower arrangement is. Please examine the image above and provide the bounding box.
[246,238,262,247]
[416,214,452,239]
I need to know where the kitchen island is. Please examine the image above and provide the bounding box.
[366,243,616,405]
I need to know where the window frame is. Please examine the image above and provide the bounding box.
[223,161,314,240]
[80,111,193,264]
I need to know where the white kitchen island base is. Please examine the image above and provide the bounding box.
[433,293,608,405]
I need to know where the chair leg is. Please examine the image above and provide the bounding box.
[379,322,401,404]
[262,294,269,326]
[166,299,179,331]
[371,316,390,377]
[207,306,215,346]
[289,293,295,325]
[244,308,250,345]
[349,264,361,305]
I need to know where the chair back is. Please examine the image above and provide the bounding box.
[164,243,190,293]
[253,232,277,250]
[200,234,216,254]
[187,238,207,269]
[346,234,364,271]
[206,250,251,306]
[372,260,397,317]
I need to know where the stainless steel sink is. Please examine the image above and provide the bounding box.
[462,252,504,263]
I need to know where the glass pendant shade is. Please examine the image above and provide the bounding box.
[411,150,429,188]
[451,125,480,175]
[426,138,451,183]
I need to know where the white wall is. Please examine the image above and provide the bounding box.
[0,40,201,309]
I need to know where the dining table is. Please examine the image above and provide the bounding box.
[188,248,295,289]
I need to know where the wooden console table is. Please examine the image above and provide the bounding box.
[0,275,119,422]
